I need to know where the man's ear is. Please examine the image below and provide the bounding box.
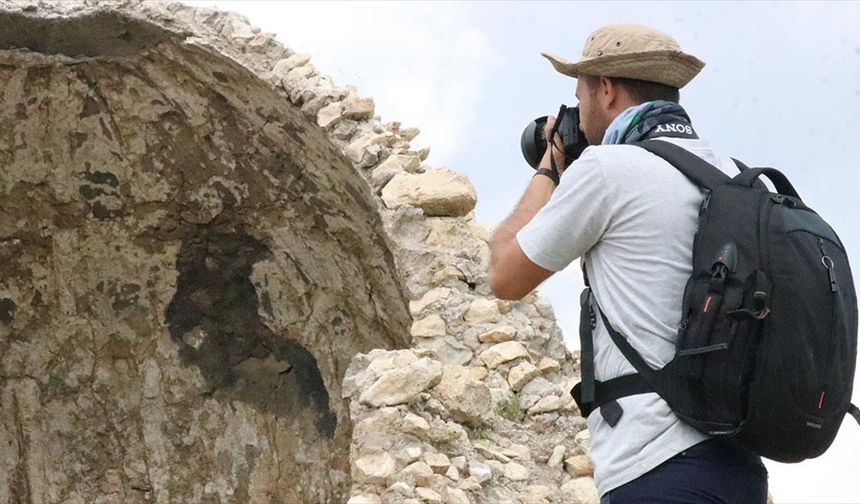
[599,76,617,109]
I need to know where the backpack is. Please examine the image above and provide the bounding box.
[571,139,859,462]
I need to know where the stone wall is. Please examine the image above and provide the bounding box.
[0,1,594,503]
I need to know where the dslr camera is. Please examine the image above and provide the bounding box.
[520,105,588,169]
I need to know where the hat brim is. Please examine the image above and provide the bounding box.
[541,50,705,88]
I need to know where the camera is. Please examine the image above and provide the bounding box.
[520,105,588,169]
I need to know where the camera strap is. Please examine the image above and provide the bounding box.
[547,104,568,180]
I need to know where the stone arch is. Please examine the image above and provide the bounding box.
[0,3,413,503]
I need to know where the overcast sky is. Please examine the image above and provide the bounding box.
[185,2,860,501]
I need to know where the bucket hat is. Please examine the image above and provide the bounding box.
[542,24,705,88]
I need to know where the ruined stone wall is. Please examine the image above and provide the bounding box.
[0,2,595,503]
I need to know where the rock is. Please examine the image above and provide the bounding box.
[343,97,375,120]
[400,461,434,486]
[503,462,529,481]
[528,395,564,414]
[463,298,501,324]
[574,430,592,454]
[507,361,540,392]
[317,101,346,129]
[447,487,471,504]
[431,265,466,285]
[381,168,477,217]
[418,336,474,366]
[560,477,599,504]
[451,456,467,472]
[410,287,452,316]
[347,494,382,504]
[468,460,492,483]
[431,365,491,427]
[411,314,447,338]
[501,443,531,461]
[395,444,424,465]
[564,455,594,478]
[272,52,310,75]
[354,452,396,484]
[474,441,511,463]
[359,357,443,407]
[519,377,563,410]
[522,485,556,504]
[415,487,443,503]
[547,445,566,467]
[477,325,516,343]
[388,481,415,497]
[537,357,561,374]
[479,341,529,369]
[400,413,431,436]
[377,153,421,174]
[458,477,483,491]
[424,452,450,474]
[445,465,460,481]
[487,460,506,476]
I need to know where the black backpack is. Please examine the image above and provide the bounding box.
[571,139,859,462]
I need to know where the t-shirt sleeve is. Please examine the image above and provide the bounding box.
[516,149,615,272]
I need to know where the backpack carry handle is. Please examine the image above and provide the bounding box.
[733,167,801,199]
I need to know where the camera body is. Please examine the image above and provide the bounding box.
[520,105,588,169]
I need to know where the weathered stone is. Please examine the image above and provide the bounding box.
[464,298,501,324]
[415,487,443,503]
[409,287,453,315]
[508,360,540,392]
[445,465,460,481]
[431,365,491,427]
[400,461,434,486]
[503,462,529,481]
[377,153,421,174]
[431,265,467,285]
[347,494,382,504]
[411,314,447,338]
[486,460,506,477]
[528,394,564,414]
[547,445,566,467]
[272,52,311,75]
[388,481,415,497]
[354,452,397,484]
[424,452,450,474]
[458,477,483,491]
[395,444,425,466]
[451,456,467,472]
[359,358,443,407]
[564,455,595,478]
[575,430,592,454]
[381,169,477,217]
[537,357,561,374]
[519,377,563,410]
[468,460,492,483]
[477,325,516,343]
[501,443,531,461]
[343,97,375,120]
[400,413,431,436]
[479,341,529,369]
[474,441,511,463]
[561,477,599,504]
[447,487,471,504]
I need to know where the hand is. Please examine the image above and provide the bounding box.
[539,116,566,173]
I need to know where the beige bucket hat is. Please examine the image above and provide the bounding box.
[542,24,705,88]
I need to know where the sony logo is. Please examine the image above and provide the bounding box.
[655,123,695,135]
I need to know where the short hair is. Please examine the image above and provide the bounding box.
[582,74,680,104]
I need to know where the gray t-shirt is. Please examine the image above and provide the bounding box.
[517,136,740,495]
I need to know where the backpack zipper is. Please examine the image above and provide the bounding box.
[818,238,837,293]
[817,237,839,412]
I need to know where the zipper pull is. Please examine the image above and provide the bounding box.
[819,238,838,292]
[700,191,712,214]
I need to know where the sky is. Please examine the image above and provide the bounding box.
[184,2,860,501]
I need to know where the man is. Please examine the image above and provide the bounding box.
[489,24,768,503]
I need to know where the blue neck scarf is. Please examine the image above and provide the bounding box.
[601,100,698,145]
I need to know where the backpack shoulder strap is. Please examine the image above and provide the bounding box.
[632,139,731,190]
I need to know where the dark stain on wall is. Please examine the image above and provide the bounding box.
[165,228,336,438]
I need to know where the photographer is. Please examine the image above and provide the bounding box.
[489,24,768,503]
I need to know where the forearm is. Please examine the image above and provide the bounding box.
[491,174,555,249]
